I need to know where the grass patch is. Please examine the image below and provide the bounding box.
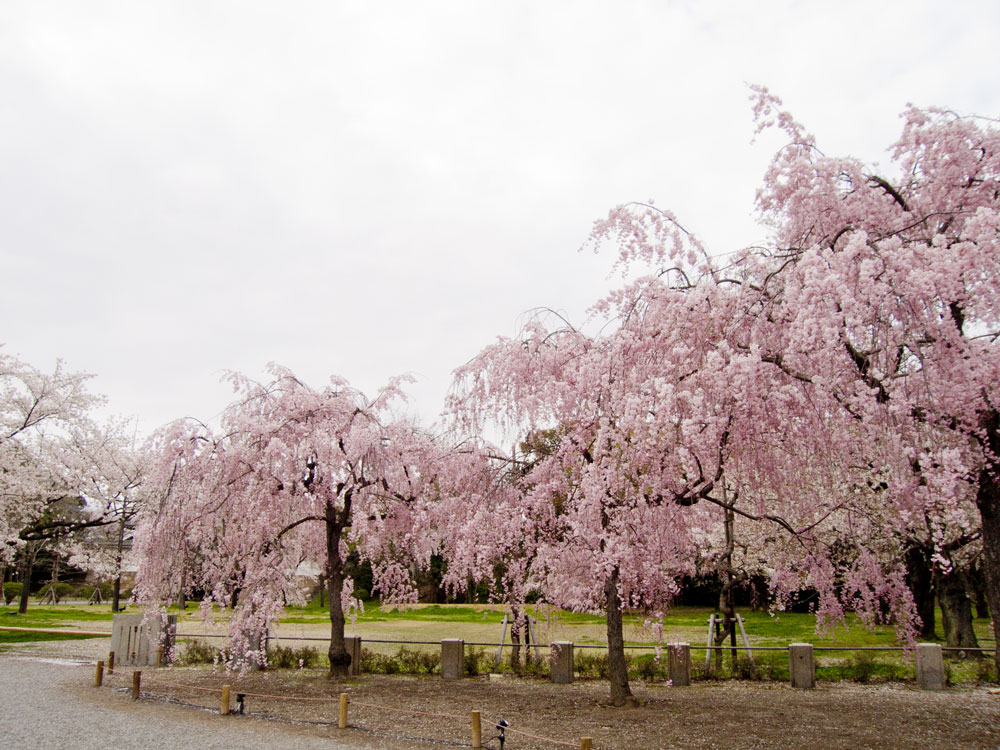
[816,651,913,683]
[1,604,116,626]
[0,630,105,644]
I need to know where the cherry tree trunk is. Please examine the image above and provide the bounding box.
[905,545,937,640]
[112,517,126,612]
[325,505,351,678]
[938,568,980,654]
[970,563,990,621]
[975,414,1000,673]
[604,567,633,705]
[17,551,31,615]
[714,581,737,671]
[510,607,522,672]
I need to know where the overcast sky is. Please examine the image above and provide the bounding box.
[2,0,999,435]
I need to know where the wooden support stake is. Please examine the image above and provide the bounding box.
[528,615,541,663]
[108,651,115,674]
[131,670,141,700]
[471,710,482,748]
[156,646,164,667]
[736,614,755,670]
[581,737,593,750]
[338,692,349,729]
[704,614,716,670]
[94,661,104,687]
[221,684,231,715]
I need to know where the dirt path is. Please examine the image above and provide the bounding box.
[97,661,1000,749]
[7,637,1000,749]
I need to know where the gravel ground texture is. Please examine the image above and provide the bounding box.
[3,638,999,749]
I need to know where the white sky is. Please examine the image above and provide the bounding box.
[2,0,999,435]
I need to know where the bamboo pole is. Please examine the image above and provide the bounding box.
[221,684,231,715]
[471,710,482,748]
[338,693,349,729]
[94,661,104,687]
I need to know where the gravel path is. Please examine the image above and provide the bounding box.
[0,650,352,750]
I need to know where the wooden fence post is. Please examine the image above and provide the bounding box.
[471,710,482,748]
[131,670,141,699]
[94,661,104,687]
[581,737,593,750]
[221,684,231,715]
[338,692,349,729]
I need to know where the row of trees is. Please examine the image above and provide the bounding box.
[9,92,996,704]
[0,352,145,613]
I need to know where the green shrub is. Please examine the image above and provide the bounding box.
[815,651,910,683]
[178,639,219,665]
[575,651,612,680]
[53,582,74,602]
[465,647,489,676]
[752,652,788,682]
[731,655,759,680]
[847,651,877,683]
[268,645,321,669]
[2,583,22,605]
[973,656,998,684]
[360,646,440,675]
[630,653,668,681]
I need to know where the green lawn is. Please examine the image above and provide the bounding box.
[1,604,116,628]
[0,629,105,645]
[2,601,994,651]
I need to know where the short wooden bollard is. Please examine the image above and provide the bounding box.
[94,661,104,687]
[131,671,141,700]
[156,646,164,667]
[581,737,593,750]
[338,692,349,729]
[471,710,482,748]
[108,651,115,674]
[221,684,231,715]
